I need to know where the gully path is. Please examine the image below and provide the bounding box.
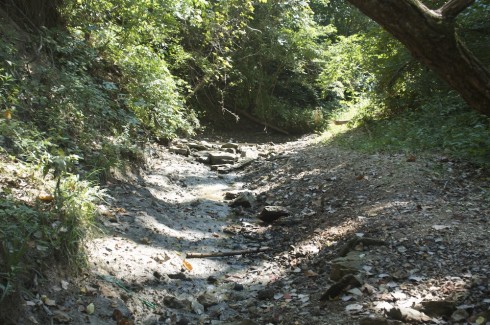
[41,133,489,325]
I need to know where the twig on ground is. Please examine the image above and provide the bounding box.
[186,246,270,258]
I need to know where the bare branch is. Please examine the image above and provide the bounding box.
[186,246,270,258]
[437,0,474,18]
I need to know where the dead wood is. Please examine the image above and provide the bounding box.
[186,246,270,258]
[338,236,388,257]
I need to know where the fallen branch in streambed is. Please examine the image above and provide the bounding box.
[186,247,271,258]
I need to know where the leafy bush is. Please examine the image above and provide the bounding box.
[0,156,104,301]
[334,94,490,166]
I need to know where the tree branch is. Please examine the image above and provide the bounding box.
[437,0,474,18]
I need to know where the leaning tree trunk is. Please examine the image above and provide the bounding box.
[346,0,490,116]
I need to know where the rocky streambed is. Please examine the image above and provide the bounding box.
[20,133,490,325]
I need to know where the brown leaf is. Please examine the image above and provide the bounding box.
[113,309,124,321]
[183,259,193,271]
[37,194,54,202]
[303,269,319,277]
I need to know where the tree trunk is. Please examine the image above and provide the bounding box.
[346,0,490,116]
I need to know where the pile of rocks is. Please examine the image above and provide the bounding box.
[169,139,261,171]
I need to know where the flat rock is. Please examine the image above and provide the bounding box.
[421,300,456,317]
[197,292,219,308]
[192,151,211,164]
[209,151,237,165]
[169,145,190,156]
[240,147,259,159]
[330,251,368,281]
[257,288,275,300]
[229,191,256,208]
[164,296,190,310]
[386,307,431,323]
[258,206,289,223]
[52,310,71,323]
[188,141,213,151]
[221,143,239,150]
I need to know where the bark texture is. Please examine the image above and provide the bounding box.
[347,0,490,116]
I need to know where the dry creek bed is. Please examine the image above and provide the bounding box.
[20,134,490,325]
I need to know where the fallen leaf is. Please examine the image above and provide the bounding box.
[37,194,54,202]
[451,309,469,322]
[373,301,393,311]
[345,303,363,312]
[391,290,407,300]
[183,259,193,271]
[342,295,354,301]
[61,280,69,290]
[396,246,407,253]
[408,275,424,282]
[41,295,56,306]
[113,309,124,321]
[4,109,12,120]
[432,224,451,230]
[475,315,486,325]
[82,285,97,295]
[303,269,318,277]
[52,310,71,323]
[86,303,95,315]
[298,294,310,303]
[406,155,417,162]
[348,288,363,296]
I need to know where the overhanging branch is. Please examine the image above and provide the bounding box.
[437,0,474,18]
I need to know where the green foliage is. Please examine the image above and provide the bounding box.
[61,0,199,139]
[0,156,104,301]
[0,200,41,301]
[458,0,490,65]
[317,34,374,102]
[335,94,490,166]
[193,0,334,132]
[51,174,104,266]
